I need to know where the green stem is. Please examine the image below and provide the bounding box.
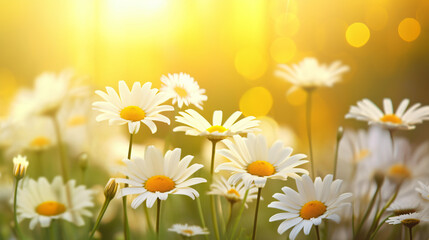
[13,178,25,240]
[230,189,249,240]
[143,205,154,233]
[226,202,234,232]
[209,140,219,182]
[122,133,133,240]
[210,195,220,240]
[354,183,381,238]
[369,214,393,240]
[88,199,111,240]
[196,197,209,240]
[156,199,161,238]
[251,188,262,240]
[217,196,226,234]
[315,225,321,240]
[333,130,341,179]
[306,90,315,178]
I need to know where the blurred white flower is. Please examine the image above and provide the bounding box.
[268,175,352,240]
[160,73,207,109]
[416,181,429,201]
[168,223,209,237]
[17,176,93,229]
[93,81,173,134]
[275,57,349,94]
[207,176,259,206]
[345,98,429,130]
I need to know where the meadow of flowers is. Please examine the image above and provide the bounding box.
[1,58,428,240]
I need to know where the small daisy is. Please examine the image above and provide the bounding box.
[386,209,429,227]
[13,155,29,179]
[168,223,209,237]
[268,174,352,240]
[116,146,206,208]
[275,57,350,94]
[93,81,174,134]
[416,181,429,201]
[216,133,308,188]
[17,176,94,229]
[345,98,429,130]
[174,109,260,141]
[160,73,207,109]
[207,176,259,205]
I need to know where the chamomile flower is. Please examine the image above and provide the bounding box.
[93,81,174,134]
[386,209,429,227]
[345,98,429,130]
[168,224,209,237]
[160,73,207,109]
[117,146,206,208]
[174,109,260,141]
[275,57,350,94]
[207,176,259,205]
[268,174,352,240]
[16,176,93,229]
[13,155,29,179]
[416,181,429,201]
[216,133,308,188]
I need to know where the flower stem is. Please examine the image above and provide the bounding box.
[369,214,393,240]
[354,183,381,238]
[305,90,315,178]
[226,202,234,232]
[88,199,111,240]
[315,225,321,240]
[143,205,154,233]
[251,188,262,240]
[156,198,161,238]
[230,189,249,240]
[209,140,219,182]
[333,127,342,179]
[122,133,134,240]
[408,226,413,240]
[13,178,25,240]
[210,195,220,240]
[196,197,209,240]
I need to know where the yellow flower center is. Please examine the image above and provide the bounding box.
[30,136,51,148]
[300,200,327,220]
[227,188,240,197]
[67,115,86,126]
[120,106,146,121]
[206,125,227,133]
[174,86,188,98]
[355,149,370,162]
[145,175,175,193]
[247,160,275,177]
[35,201,66,216]
[380,114,402,124]
[388,164,411,179]
[401,218,420,228]
[182,229,194,235]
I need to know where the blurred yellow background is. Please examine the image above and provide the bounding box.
[0,0,428,173]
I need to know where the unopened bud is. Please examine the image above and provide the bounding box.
[373,171,385,187]
[337,126,344,141]
[104,178,118,200]
[13,155,29,179]
[78,153,89,171]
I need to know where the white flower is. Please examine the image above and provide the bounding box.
[117,146,206,208]
[174,109,260,141]
[416,181,429,201]
[93,81,174,134]
[160,73,207,109]
[268,174,352,240]
[168,223,209,237]
[345,98,429,130]
[17,176,93,229]
[215,133,308,188]
[386,209,429,227]
[13,155,29,179]
[275,57,349,94]
[207,176,259,205]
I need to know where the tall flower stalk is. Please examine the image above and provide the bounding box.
[305,89,315,178]
[121,133,134,240]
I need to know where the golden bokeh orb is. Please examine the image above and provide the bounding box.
[270,37,297,63]
[398,18,421,42]
[239,87,273,117]
[235,49,268,81]
[346,22,370,48]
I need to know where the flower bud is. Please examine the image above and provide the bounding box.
[78,152,89,171]
[13,155,29,179]
[104,178,118,200]
[336,126,344,142]
[373,171,385,187]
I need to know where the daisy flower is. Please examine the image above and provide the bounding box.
[17,176,93,229]
[275,57,350,94]
[386,209,429,227]
[116,146,206,208]
[93,80,174,134]
[168,223,209,237]
[160,73,207,109]
[216,133,308,188]
[207,176,259,205]
[345,98,429,130]
[416,181,429,201]
[13,155,29,179]
[268,174,352,240]
[174,109,260,141]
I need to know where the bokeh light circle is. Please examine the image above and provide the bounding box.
[235,49,268,81]
[239,87,273,117]
[398,18,421,42]
[346,22,370,48]
[270,37,297,63]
